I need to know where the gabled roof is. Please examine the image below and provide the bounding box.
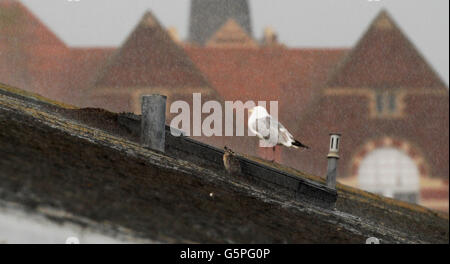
[327,10,447,90]
[94,11,210,89]
[0,0,64,47]
[206,19,257,47]
[185,46,347,106]
[0,0,67,97]
[279,13,450,188]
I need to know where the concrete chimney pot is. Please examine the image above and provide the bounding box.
[326,133,341,189]
[141,95,167,153]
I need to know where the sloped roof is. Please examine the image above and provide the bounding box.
[94,11,210,89]
[61,48,116,105]
[327,10,447,89]
[0,0,68,98]
[1,83,448,243]
[185,46,347,106]
[205,18,257,47]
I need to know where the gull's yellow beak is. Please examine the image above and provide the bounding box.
[248,108,253,114]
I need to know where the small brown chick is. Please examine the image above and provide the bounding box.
[223,146,241,176]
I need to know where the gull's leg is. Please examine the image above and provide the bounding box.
[271,146,276,162]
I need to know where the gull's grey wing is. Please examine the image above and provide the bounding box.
[256,116,296,145]
[278,127,293,145]
[255,116,275,140]
[254,116,292,144]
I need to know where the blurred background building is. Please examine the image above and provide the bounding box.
[0,0,448,212]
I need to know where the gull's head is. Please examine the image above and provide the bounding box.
[249,106,269,118]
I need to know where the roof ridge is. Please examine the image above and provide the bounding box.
[92,10,211,89]
[326,9,446,89]
[0,0,66,46]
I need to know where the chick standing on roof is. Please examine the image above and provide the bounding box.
[248,106,309,161]
[223,146,241,176]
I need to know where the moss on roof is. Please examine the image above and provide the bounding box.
[0,84,448,243]
[243,153,448,220]
[0,82,77,109]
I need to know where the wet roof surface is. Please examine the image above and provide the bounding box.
[0,83,448,243]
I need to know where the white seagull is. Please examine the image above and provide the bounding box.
[248,106,309,156]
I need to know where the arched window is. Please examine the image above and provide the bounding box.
[358,147,420,204]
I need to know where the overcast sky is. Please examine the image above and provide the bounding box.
[21,0,449,85]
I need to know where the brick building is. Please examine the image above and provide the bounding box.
[0,0,448,212]
[280,11,449,212]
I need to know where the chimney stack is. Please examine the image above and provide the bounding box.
[326,133,341,189]
[141,95,167,153]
